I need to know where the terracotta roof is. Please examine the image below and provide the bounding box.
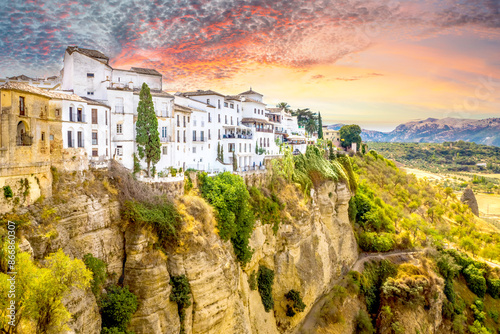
[133,88,173,98]
[241,117,272,125]
[66,46,109,60]
[130,67,162,76]
[266,107,283,114]
[181,89,225,97]
[239,88,263,96]
[174,104,193,113]
[80,96,110,108]
[240,96,265,104]
[225,95,243,101]
[0,82,86,103]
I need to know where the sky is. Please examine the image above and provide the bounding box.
[0,0,499,131]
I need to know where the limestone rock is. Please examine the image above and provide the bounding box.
[460,186,479,216]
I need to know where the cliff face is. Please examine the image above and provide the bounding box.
[21,178,358,334]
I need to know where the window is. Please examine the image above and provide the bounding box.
[225,115,227,124]
[116,145,123,156]
[77,131,84,148]
[231,116,233,125]
[41,132,45,141]
[224,102,228,108]
[92,109,98,124]
[244,143,247,152]
[69,107,74,121]
[193,147,196,154]
[117,123,123,134]
[188,116,190,123]
[239,143,242,152]
[77,108,83,122]
[183,130,186,143]
[105,110,108,125]
[67,131,73,148]
[183,116,186,127]
[162,146,168,155]
[177,130,180,143]
[87,73,94,78]
[218,129,221,139]
[161,126,167,138]
[237,105,239,113]
[193,131,196,141]
[208,113,212,123]
[177,115,180,127]
[229,143,235,152]
[193,117,197,127]
[230,103,234,109]
[218,100,221,109]
[200,131,204,141]
[218,114,221,123]
[50,134,54,141]
[249,144,251,152]
[208,129,211,140]
[87,91,94,96]
[254,108,256,114]
[92,149,98,157]
[207,98,210,105]
[92,131,98,145]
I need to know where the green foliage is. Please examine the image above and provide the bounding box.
[487,278,500,299]
[0,248,92,333]
[169,275,191,334]
[463,264,487,298]
[136,82,161,176]
[339,124,362,149]
[284,289,306,317]
[318,112,323,139]
[184,173,193,193]
[257,266,275,312]
[248,187,283,234]
[358,260,398,315]
[133,153,141,177]
[83,253,107,301]
[337,155,357,193]
[232,151,238,171]
[358,231,395,252]
[354,309,375,334]
[122,200,181,249]
[198,172,254,264]
[488,309,499,323]
[101,285,138,333]
[248,271,257,291]
[2,186,13,199]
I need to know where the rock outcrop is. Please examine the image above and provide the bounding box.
[460,186,479,216]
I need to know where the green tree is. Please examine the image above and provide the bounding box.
[169,275,191,334]
[101,285,138,333]
[318,112,323,139]
[305,118,318,136]
[83,253,107,301]
[136,82,161,177]
[339,124,362,149]
[233,152,238,172]
[276,102,291,113]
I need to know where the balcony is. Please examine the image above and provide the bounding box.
[193,138,206,142]
[222,134,253,140]
[161,136,172,143]
[256,128,273,133]
[17,133,33,146]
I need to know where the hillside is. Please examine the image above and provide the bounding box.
[329,118,500,146]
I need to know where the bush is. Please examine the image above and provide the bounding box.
[169,275,191,334]
[354,309,375,334]
[487,278,500,298]
[463,264,487,298]
[101,285,138,332]
[248,271,257,291]
[122,200,181,249]
[284,289,306,317]
[358,231,395,252]
[488,309,499,323]
[248,187,283,234]
[198,172,254,264]
[83,253,107,300]
[3,185,13,199]
[257,266,275,312]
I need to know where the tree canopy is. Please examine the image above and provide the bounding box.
[339,124,362,149]
[136,82,161,176]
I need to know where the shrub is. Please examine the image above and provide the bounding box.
[198,172,254,264]
[3,185,13,199]
[248,187,283,234]
[83,253,107,301]
[169,275,191,334]
[122,200,181,250]
[488,309,499,323]
[257,266,274,312]
[463,264,487,298]
[284,289,306,317]
[487,278,500,298]
[354,309,375,334]
[358,231,395,252]
[101,285,138,333]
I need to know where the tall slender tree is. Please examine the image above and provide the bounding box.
[318,112,323,139]
[136,82,161,176]
[276,102,291,113]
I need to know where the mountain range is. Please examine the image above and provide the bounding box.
[328,117,500,147]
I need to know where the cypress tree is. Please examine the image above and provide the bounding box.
[136,83,161,177]
[233,152,238,171]
[318,112,323,139]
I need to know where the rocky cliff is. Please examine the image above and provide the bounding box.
[18,172,358,334]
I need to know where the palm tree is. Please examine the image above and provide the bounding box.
[276,102,291,113]
[305,118,318,135]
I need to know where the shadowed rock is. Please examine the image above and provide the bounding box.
[461,187,479,216]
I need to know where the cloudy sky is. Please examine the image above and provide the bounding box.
[1,0,499,131]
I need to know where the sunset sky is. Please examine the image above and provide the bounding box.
[0,0,499,131]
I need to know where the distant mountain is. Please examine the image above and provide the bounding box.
[328,118,500,147]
